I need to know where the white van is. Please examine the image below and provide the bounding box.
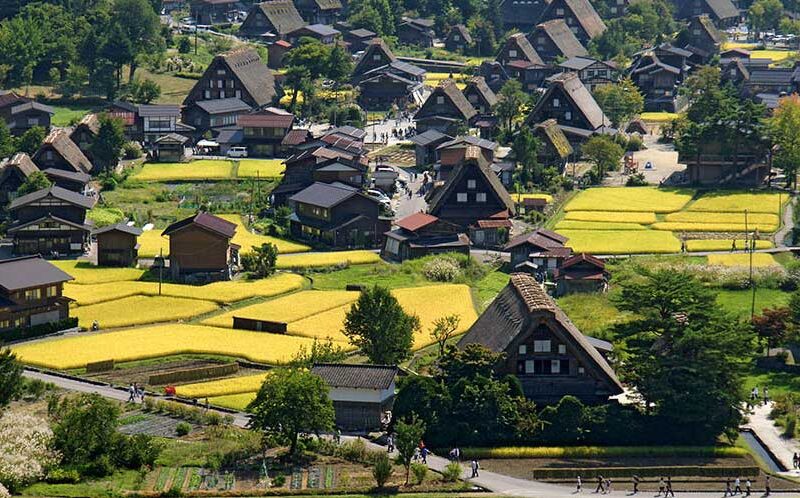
[227,146,248,158]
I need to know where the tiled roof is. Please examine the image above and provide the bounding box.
[163,212,237,238]
[195,98,251,114]
[0,255,74,292]
[396,212,438,232]
[311,363,398,389]
[289,181,364,208]
[93,222,143,236]
[8,185,95,211]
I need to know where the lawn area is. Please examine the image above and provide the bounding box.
[132,160,234,182]
[64,273,305,305]
[276,250,381,268]
[235,159,285,179]
[51,260,146,284]
[474,270,511,311]
[50,103,101,126]
[716,288,791,318]
[175,372,270,398]
[557,229,681,254]
[23,470,142,498]
[73,295,220,328]
[137,68,197,105]
[743,365,800,397]
[12,323,348,369]
[640,112,681,122]
[707,253,780,267]
[557,292,632,339]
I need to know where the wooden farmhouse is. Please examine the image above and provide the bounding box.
[408,129,452,167]
[538,0,606,45]
[311,363,398,431]
[383,212,470,261]
[462,77,497,116]
[352,39,397,80]
[529,19,588,63]
[677,14,723,64]
[414,81,476,135]
[69,113,100,162]
[557,57,617,92]
[533,118,574,169]
[184,48,277,112]
[397,17,436,47]
[162,212,240,282]
[458,273,624,404]
[554,253,608,296]
[496,33,544,67]
[505,228,569,270]
[93,223,143,267]
[288,24,341,45]
[42,168,91,193]
[239,0,306,39]
[183,98,251,135]
[8,186,96,256]
[444,25,472,53]
[0,255,74,332]
[628,44,691,112]
[672,0,739,26]
[33,129,93,175]
[427,146,515,247]
[499,0,549,32]
[0,153,39,205]
[289,182,388,248]
[294,0,341,24]
[0,91,53,136]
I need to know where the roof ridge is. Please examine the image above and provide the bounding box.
[509,272,556,312]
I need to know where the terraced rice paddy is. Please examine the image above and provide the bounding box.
[175,373,270,398]
[511,193,554,203]
[235,159,285,179]
[707,253,780,267]
[685,239,773,252]
[133,160,234,182]
[275,250,381,269]
[72,295,220,328]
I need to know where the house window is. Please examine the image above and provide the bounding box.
[24,288,42,300]
[551,360,561,374]
[216,69,226,75]
[518,344,527,355]
[558,344,566,354]
[525,360,535,373]
[476,192,487,202]
[693,28,700,35]
[468,94,478,103]
[228,80,234,88]
[204,90,211,99]
[534,339,551,352]
[436,96,445,104]
[570,26,578,34]
[385,237,400,254]
[552,98,560,107]
[453,34,460,41]
[509,49,518,57]
[610,5,617,12]
[45,151,53,161]
[467,179,476,189]
[235,90,241,98]
[565,111,572,120]
[537,36,545,44]
[556,7,564,14]
[217,80,223,88]
[28,117,39,126]
[209,79,214,88]
[578,366,585,374]
[373,54,381,60]
[457,192,468,202]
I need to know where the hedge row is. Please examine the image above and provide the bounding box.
[86,359,115,373]
[533,466,760,480]
[462,446,748,459]
[4,317,78,344]
[148,363,238,385]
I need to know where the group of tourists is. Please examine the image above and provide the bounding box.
[126,383,145,403]
[723,476,770,496]
[750,386,770,406]
[574,474,772,496]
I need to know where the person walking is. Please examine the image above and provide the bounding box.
[724,478,732,497]
[595,475,605,494]
[794,452,799,469]
[576,475,582,493]
[735,476,742,495]
[765,475,771,496]
[764,387,770,405]
[387,435,394,453]
[470,459,479,478]
[657,477,665,496]
[632,474,640,494]
[127,384,135,403]
[666,476,675,497]
[421,446,429,464]
[745,479,751,496]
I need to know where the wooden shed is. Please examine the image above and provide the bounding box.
[162,212,239,282]
[93,223,143,267]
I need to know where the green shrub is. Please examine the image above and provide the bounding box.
[175,422,192,436]
[116,433,162,468]
[372,452,393,488]
[784,415,797,438]
[45,468,81,484]
[272,474,286,487]
[441,462,462,482]
[411,462,428,484]
[337,438,367,463]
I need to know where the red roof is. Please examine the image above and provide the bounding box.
[162,212,237,239]
[275,40,293,48]
[238,113,294,128]
[476,219,513,229]
[282,129,311,146]
[489,209,511,219]
[396,213,438,232]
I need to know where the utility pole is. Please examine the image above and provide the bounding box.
[158,248,163,296]
[746,209,756,321]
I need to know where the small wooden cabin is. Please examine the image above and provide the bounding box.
[94,223,143,267]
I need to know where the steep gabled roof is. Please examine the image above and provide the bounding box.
[527,72,607,130]
[34,129,93,174]
[543,0,606,39]
[463,76,498,108]
[457,273,623,394]
[0,255,74,292]
[353,38,397,77]
[417,81,477,122]
[8,185,96,211]
[72,113,100,136]
[93,222,143,236]
[198,48,276,108]
[428,149,515,215]
[162,212,237,239]
[499,0,549,28]
[533,19,588,59]
[534,118,573,158]
[0,152,39,180]
[499,33,544,65]
[311,363,397,390]
[448,24,472,44]
[693,14,723,44]
[703,0,738,21]
[559,252,605,270]
[505,227,568,250]
[253,0,306,35]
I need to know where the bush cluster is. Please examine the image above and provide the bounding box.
[142,398,233,426]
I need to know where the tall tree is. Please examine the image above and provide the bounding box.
[247,369,334,454]
[112,0,163,82]
[91,114,126,172]
[582,135,623,183]
[50,393,121,475]
[511,125,541,185]
[326,44,353,82]
[593,77,644,128]
[752,307,792,355]
[431,314,460,358]
[614,269,756,442]
[0,119,15,159]
[17,126,45,155]
[394,415,426,485]
[768,94,800,188]
[284,65,311,113]
[343,285,420,364]
[0,347,22,410]
[16,171,51,196]
[494,79,526,135]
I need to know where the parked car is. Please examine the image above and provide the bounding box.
[366,188,391,203]
[227,146,248,158]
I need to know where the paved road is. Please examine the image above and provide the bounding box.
[743,401,800,475]
[775,196,796,248]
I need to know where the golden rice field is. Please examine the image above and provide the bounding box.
[51,260,146,284]
[137,230,169,258]
[393,285,478,348]
[686,239,773,252]
[12,324,349,369]
[665,211,780,225]
[557,230,681,255]
[707,253,779,267]
[276,250,381,269]
[133,160,234,182]
[651,222,778,233]
[235,159,285,179]
[640,112,681,122]
[175,372,270,398]
[687,192,786,215]
[202,290,359,328]
[286,304,351,342]
[748,49,797,62]
[64,273,305,306]
[208,392,256,411]
[73,295,220,328]
[564,211,657,224]
[564,187,693,213]
[424,72,468,89]
[511,193,554,204]
[218,215,311,254]
[554,221,646,230]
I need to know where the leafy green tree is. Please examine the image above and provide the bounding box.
[17,125,45,156]
[494,79,526,135]
[344,285,420,364]
[539,395,584,442]
[394,414,426,485]
[348,0,395,36]
[112,0,163,82]
[0,119,15,159]
[431,314,460,357]
[466,16,497,56]
[749,0,783,37]
[582,135,623,183]
[289,338,347,368]
[130,78,161,103]
[512,125,541,185]
[247,368,334,454]
[592,77,644,128]
[326,44,353,82]
[284,65,311,113]
[17,171,52,196]
[613,269,756,443]
[285,37,332,80]
[768,94,800,188]
[242,242,278,277]
[752,307,792,354]
[50,393,121,475]
[0,347,22,410]
[372,452,393,487]
[0,16,45,86]
[589,0,675,60]
[91,114,126,172]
